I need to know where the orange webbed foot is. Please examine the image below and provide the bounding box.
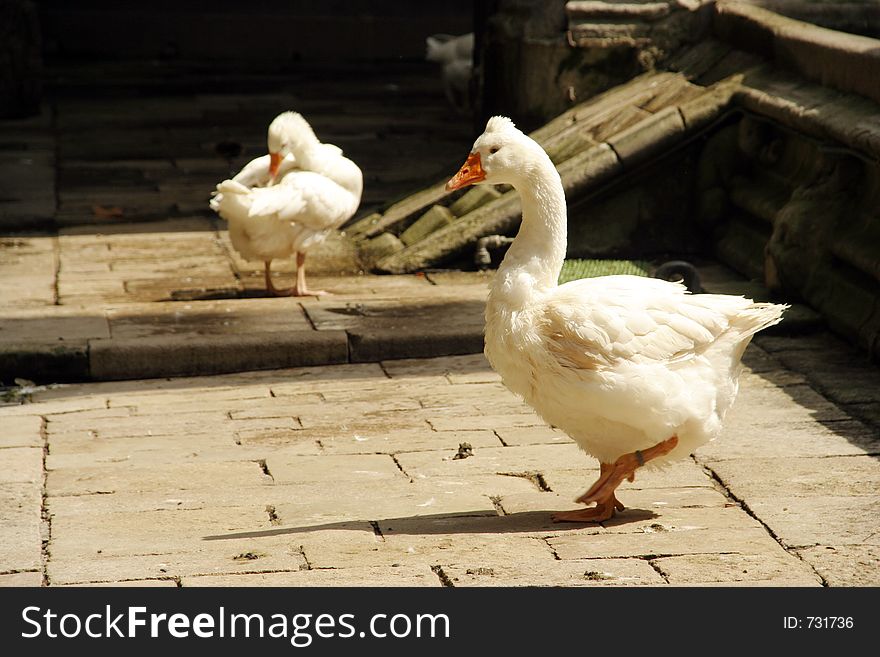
[552,492,625,523]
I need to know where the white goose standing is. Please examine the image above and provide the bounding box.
[447,116,787,522]
[212,112,362,296]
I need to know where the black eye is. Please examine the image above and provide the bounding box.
[489,146,499,154]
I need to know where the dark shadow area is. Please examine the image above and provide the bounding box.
[168,288,275,301]
[202,507,661,542]
[752,331,880,443]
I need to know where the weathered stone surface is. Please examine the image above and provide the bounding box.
[1,395,108,417]
[46,410,251,440]
[567,2,672,21]
[182,565,440,587]
[399,205,455,247]
[445,557,664,586]
[306,525,554,570]
[0,313,110,342]
[716,0,880,107]
[0,414,43,447]
[381,353,496,381]
[498,476,730,516]
[2,319,877,586]
[265,453,405,486]
[267,362,388,395]
[307,427,502,455]
[796,544,880,587]
[746,496,880,548]
[0,483,43,573]
[550,524,776,560]
[0,571,42,586]
[0,273,54,310]
[655,550,821,585]
[448,186,503,217]
[395,444,588,482]
[359,232,405,264]
[0,446,42,484]
[347,182,451,240]
[708,456,880,499]
[348,325,484,363]
[47,503,308,584]
[47,460,271,496]
[48,546,305,586]
[271,479,502,524]
[494,425,571,446]
[0,342,90,384]
[607,106,687,168]
[89,330,348,380]
[302,296,486,332]
[425,411,545,432]
[705,417,878,461]
[375,192,521,274]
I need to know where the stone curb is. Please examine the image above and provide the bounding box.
[88,330,351,381]
[0,342,90,384]
[1,326,488,384]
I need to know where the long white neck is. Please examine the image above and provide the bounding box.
[489,158,567,308]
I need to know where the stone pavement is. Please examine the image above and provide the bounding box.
[1,329,878,587]
[0,224,490,382]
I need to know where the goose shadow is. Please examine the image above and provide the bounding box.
[202,508,660,542]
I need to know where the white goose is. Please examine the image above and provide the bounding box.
[447,116,787,522]
[211,112,363,296]
[426,33,474,113]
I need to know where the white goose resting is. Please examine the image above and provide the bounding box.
[211,112,362,296]
[447,116,787,522]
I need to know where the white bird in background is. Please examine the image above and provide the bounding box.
[211,112,363,296]
[447,116,788,523]
[426,33,474,114]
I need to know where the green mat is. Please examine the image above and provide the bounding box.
[558,259,651,285]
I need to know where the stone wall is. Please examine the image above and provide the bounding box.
[476,0,714,130]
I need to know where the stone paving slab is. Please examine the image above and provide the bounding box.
[795,544,880,587]
[653,551,822,586]
[746,496,880,548]
[443,558,666,587]
[0,483,43,574]
[181,566,440,587]
[2,343,877,587]
[0,572,43,587]
[0,415,43,448]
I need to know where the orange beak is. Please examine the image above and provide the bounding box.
[446,152,485,191]
[269,152,283,180]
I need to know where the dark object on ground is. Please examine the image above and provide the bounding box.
[653,260,702,293]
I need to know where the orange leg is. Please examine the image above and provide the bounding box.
[552,462,625,522]
[553,436,679,524]
[264,261,294,297]
[292,252,328,297]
